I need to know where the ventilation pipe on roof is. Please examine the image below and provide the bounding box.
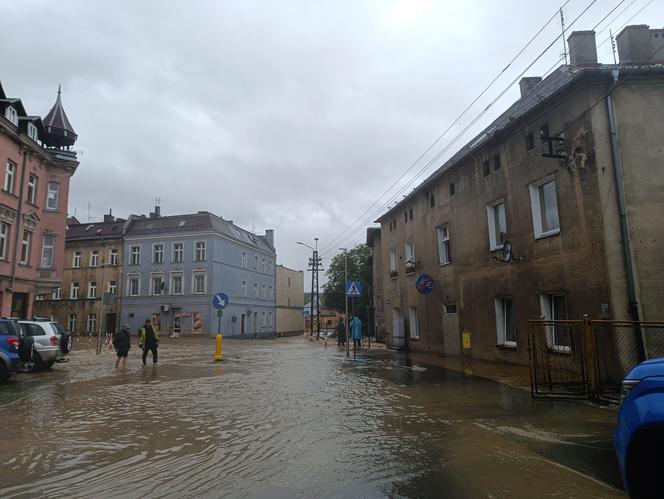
[265,229,274,247]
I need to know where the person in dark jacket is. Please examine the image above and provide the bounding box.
[336,317,346,349]
[113,324,131,369]
[139,319,159,367]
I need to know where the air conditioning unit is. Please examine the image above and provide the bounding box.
[160,305,170,312]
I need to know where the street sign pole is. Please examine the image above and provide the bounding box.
[415,274,435,358]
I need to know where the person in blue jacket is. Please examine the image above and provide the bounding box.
[349,315,362,349]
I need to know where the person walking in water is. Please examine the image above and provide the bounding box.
[336,317,346,349]
[113,324,131,369]
[349,315,362,349]
[139,319,159,367]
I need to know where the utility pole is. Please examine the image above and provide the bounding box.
[340,248,349,358]
[298,238,322,340]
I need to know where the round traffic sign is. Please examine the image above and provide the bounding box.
[416,274,435,295]
[212,292,229,310]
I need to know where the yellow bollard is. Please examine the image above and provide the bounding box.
[215,334,223,361]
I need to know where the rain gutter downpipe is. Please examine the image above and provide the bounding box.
[606,69,645,360]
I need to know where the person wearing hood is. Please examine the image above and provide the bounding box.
[349,315,362,349]
[113,324,131,369]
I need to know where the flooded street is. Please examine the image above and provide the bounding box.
[0,337,624,498]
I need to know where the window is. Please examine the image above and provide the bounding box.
[287,277,291,287]
[493,154,500,170]
[483,160,490,177]
[27,122,38,142]
[487,199,507,251]
[151,275,164,296]
[72,250,81,268]
[540,293,570,351]
[5,106,18,125]
[195,241,206,261]
[153,244,164,264]
[70,282,80,299]
[409,209,413,220]
[495,297,516,346]
[261,284,266,299]
[529,176,560,239]
[525,132,535,151]
[107,280,117,294]
[242,252,247,269]
[254,282,259,298]
[4,161,15,194]
[241,280,247,297]
[170,273,183,295]
[109,249,118,265]
[128,276,140,296]
[130,245,140,265]
[0,222,9,259]
[268,260,273,274]
[449,182,455,196]
[405,242,415,274]
[389,250,397,276]
[20,230,31,265]
[261,258,266,273]
[254,256,258,270]
[90,250,99,267]
[261,311,266,328]
[445,303,457,314]
[88,281,97,299]
[268,311,273,327]
[404,212,408,223]
[437,225,451,265]
[46,182,59,211]
[27,174,37,204]
[430,193,435,207]
[68,314,77,332]
[86,314,97,333]
[408,306,419,339]
[193,271,206,294]
[268,285,273,299]
[173,242,183,263]
[41,235,55,268]
[51,287,61,300]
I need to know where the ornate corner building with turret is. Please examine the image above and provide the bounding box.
[0,81,79,318]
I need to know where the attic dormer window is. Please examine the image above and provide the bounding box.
[27,122,38,142]
[4,106,18,126]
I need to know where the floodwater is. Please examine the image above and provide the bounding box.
[0,336,624,498]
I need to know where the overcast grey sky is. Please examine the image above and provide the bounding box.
[0,0,660,288]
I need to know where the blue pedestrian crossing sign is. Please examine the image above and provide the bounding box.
[212,292,229,310]
[345,280,361,298]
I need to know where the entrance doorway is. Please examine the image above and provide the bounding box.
[253,312,258,337]
[11,293,28,319]
[105,313,117,335]
[442,303,460,355]
[241,314,246,335]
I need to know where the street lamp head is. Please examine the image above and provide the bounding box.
[296,241,314,250]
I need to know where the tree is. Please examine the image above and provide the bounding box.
[323,244,372,330]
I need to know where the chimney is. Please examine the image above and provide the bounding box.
[103,209,115,223]
[154,205,161,218]
[617,25,664,65]
[519,77,542,98]
[265,229,274,247]
[567,30,598,66]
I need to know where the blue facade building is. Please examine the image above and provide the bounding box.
[121,210,276,337]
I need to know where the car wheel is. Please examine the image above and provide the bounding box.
[19,355,37,373]
[0,360,8,383]
[60,332,73,354]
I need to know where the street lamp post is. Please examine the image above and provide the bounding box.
[340,248,349,358]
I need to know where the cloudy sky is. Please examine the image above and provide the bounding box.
[0,0,660,287]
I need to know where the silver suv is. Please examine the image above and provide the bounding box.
[19,320,72,371]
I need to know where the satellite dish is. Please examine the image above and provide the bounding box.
[502,240,513,263]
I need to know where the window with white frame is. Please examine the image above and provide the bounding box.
[261,284,266,299]
[5,106,18,125]
[51,287,61,300]
[128,275,140,296]
[529,176,560,239]
[0,222,9,260]
[68,313,77,332]
[254,282,259,298]
[70,282,80,299]
[168,273,182,295]
[540,293,570,351]
[86,313,97,333]
[20,230,31,265]
[389,250,397,275]
[242,252,247,269]
[107,280,117,294]
[41,235,55,268]
[109,248,118,265]
[261,311,266,328]
[241,280,247,297]
[173,242,183,263]
[90,250,99,267]
[254,256,258,270]
[487,199,507,251]
[27,122,38,142]
[437,225,451,265]
[268,311,273,327]
[88,281,97,299]
[27,174,37,204]
[268,285,273,300]
[408,306,419,339]
[151,274,164,296]
[268,260,273,274]
[46,182,59,211]
[193,271,206,294]
[495,296,517,346]
[261,258,266,273]
[130,245,140,265]
[153,244,164,264]
[194,241,206,261]
[4,161,15,194]
[73,250,81,268]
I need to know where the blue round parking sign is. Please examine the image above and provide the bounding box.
[416,274,435,295]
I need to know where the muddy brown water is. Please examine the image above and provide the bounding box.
[0,337,624,498]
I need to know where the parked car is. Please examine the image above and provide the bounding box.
[18,320,72,372]
[614,358,664,498]
[0,318,33,382]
